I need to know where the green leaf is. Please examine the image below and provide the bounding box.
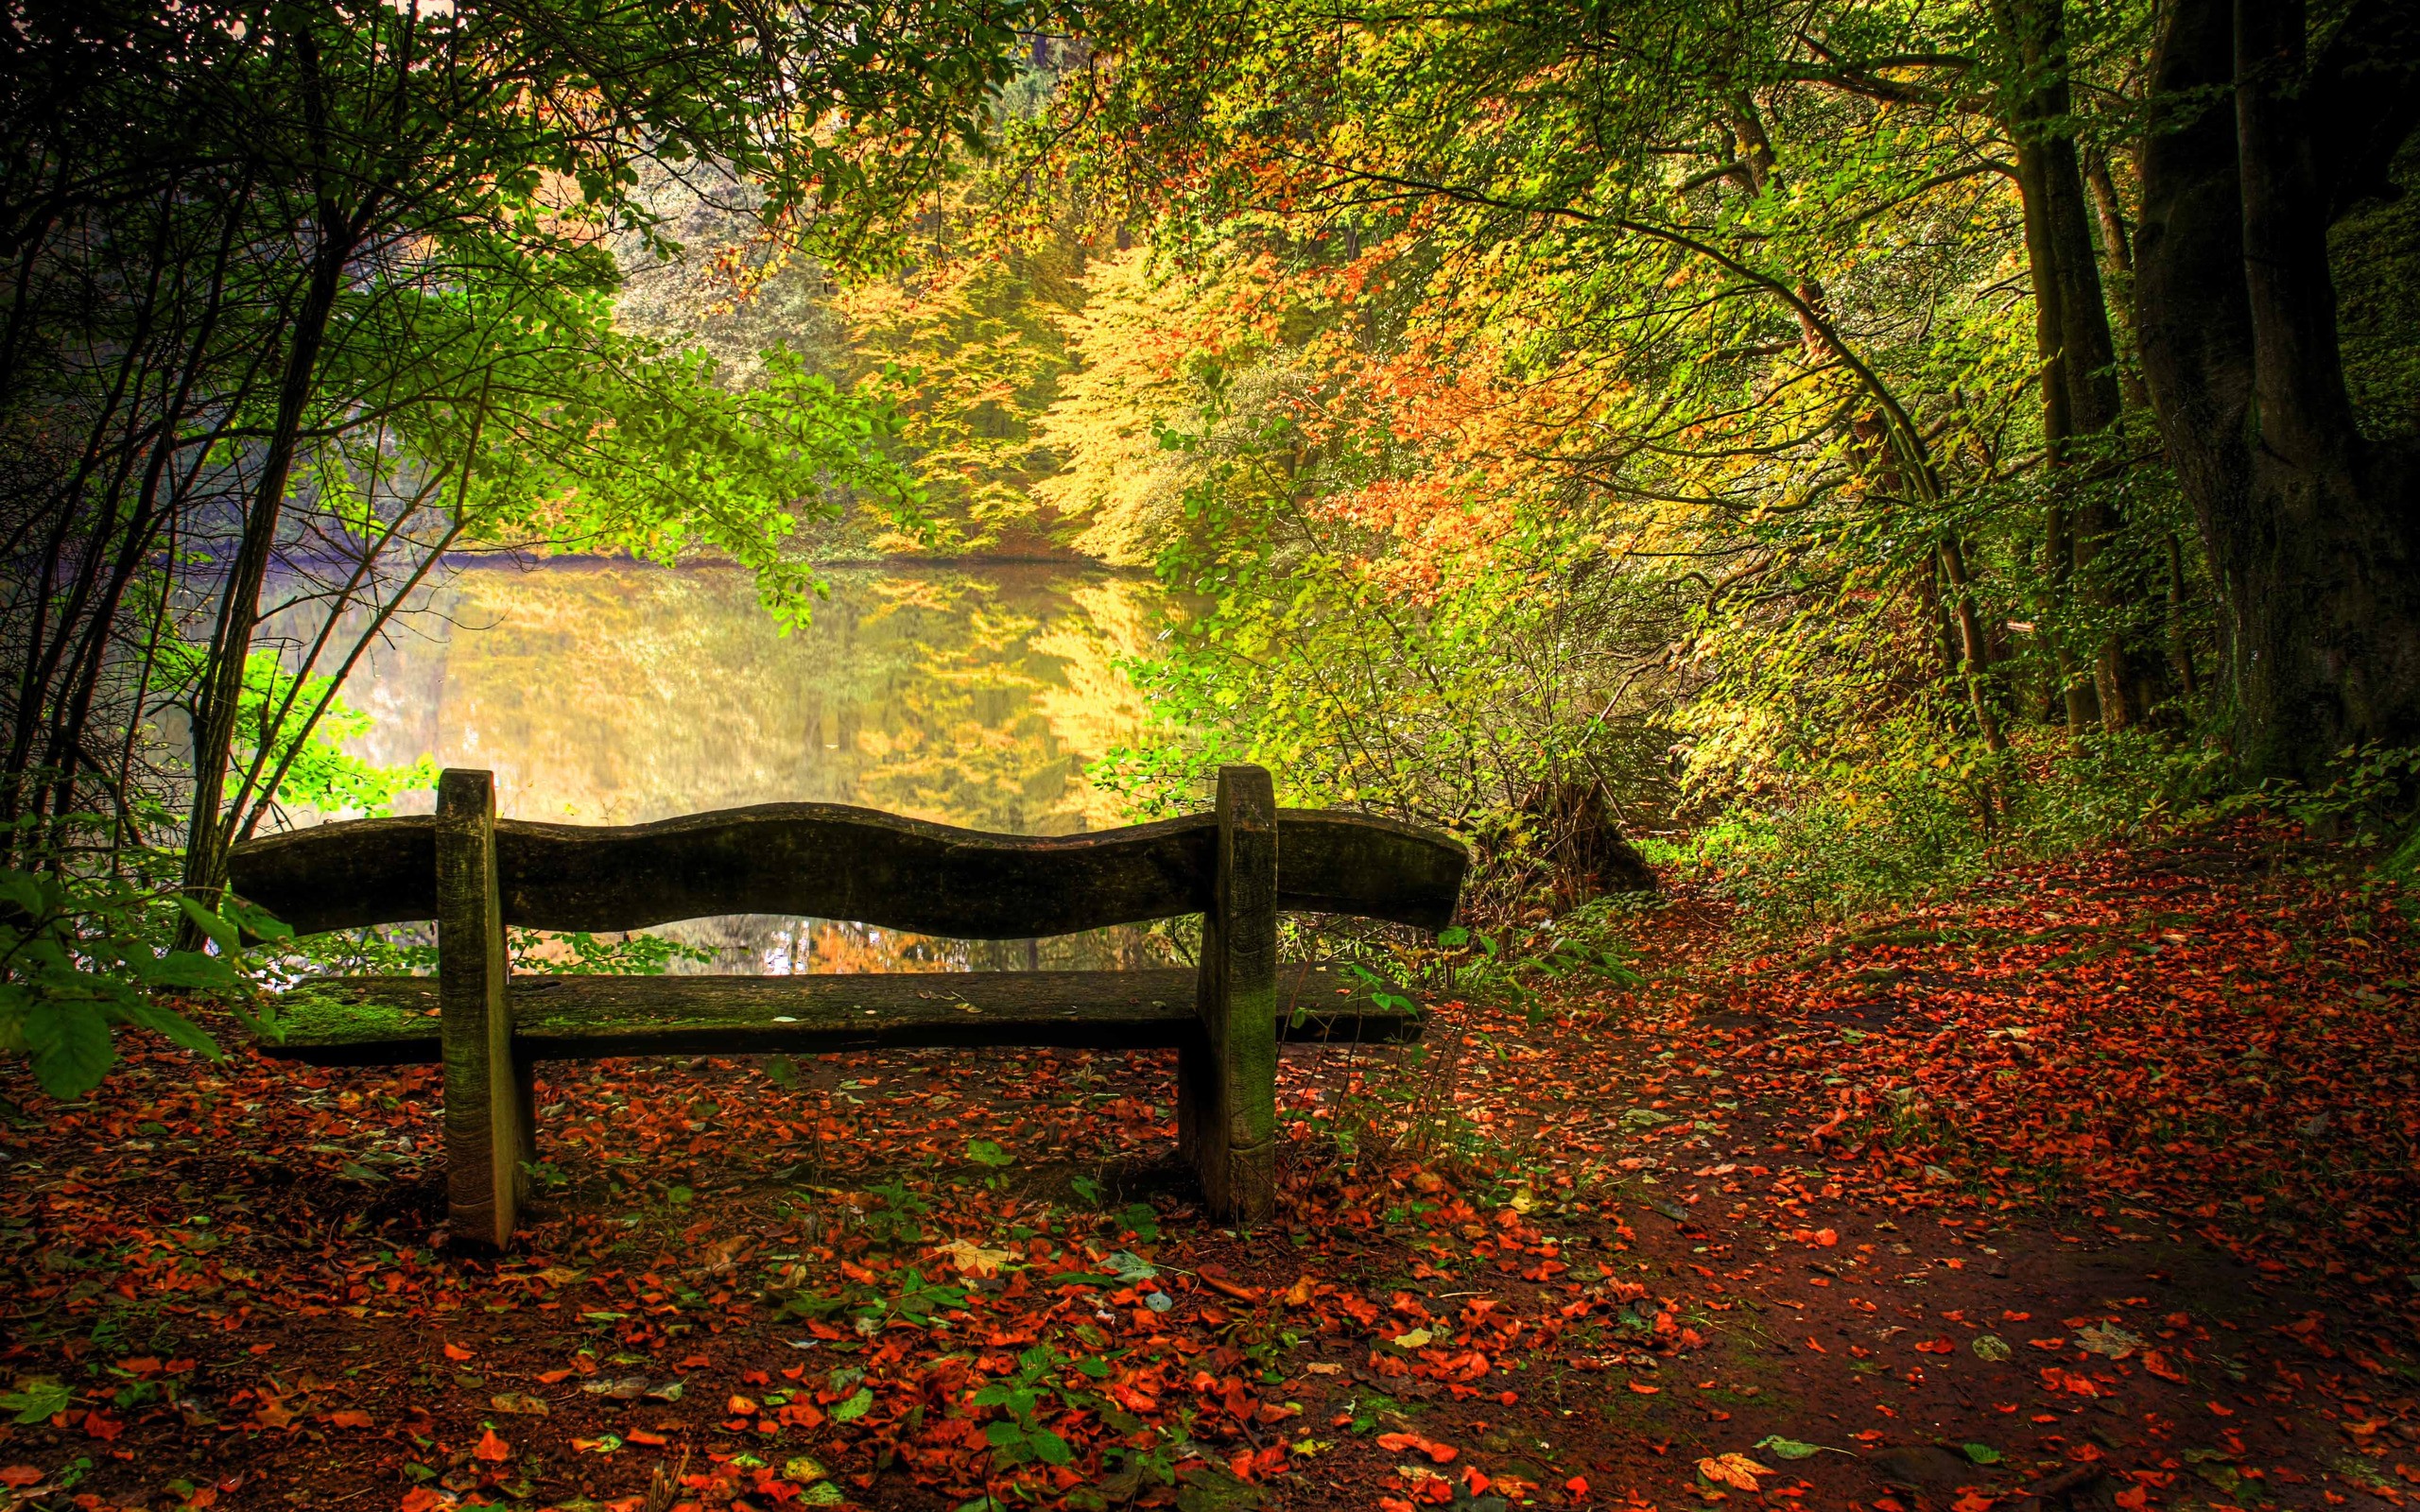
[1028,1427,1073,1466]
[218,896,294,941]
[173,895,236,953]
[3,1381,72,1424]
[1963,1443,2002,1466]
[832,1387,873,1423]
[26,1001,112,1100]
[1755,1436,1822,1461]
[965,1139,1013,1167]
[1970,1334,2014,1362]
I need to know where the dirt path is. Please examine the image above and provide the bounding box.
[3,824,2414,1512]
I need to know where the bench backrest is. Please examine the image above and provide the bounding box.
[227,772,1469,938]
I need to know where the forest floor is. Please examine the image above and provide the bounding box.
[5,820,2419,1512]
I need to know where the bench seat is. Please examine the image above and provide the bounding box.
[264,964,1423,1066]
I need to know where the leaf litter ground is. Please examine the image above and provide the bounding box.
[4,820,2417,1512]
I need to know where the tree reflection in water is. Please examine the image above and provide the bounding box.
[318,558,1184,973]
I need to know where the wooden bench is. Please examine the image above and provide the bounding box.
[226,765,1467,1246]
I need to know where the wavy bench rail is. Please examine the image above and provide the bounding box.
[227,805,1467,938]
[264,965,1423,1066]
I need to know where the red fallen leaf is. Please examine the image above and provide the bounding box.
[474,1428,510,1462]
[2114,1489,2149,1510]
[324,1409,374,1429]
[2142,1350,2187,1383]
[1916,1338,1955,1354]
[1952,1494,1995,1512]
[0,1467,43,1488]
[1201,1274,1263,1304]
[400,1489,444,1512]
[82,1410,123,1441]
[537,1368,574,1384]
[443,1342,475,1363]
[1628,1382,1661,1394]
[628,1429,669,1446]
[1377,1431,1459,1464]
[1813,1228,1839,1247]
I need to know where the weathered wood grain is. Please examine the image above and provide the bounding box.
[260,965,1425,1065]
[227,805,1466,938]
[437,770,526,1249]
[1182,765,1280,1224]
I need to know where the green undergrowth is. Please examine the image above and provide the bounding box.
[1643,732,2420,930]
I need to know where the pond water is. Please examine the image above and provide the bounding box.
[322,558,1184,973]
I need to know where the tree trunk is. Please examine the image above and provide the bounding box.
[2000,0,2154,733]
[2135,0,2420,781]
[180,219,351,909]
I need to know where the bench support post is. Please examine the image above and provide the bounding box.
[438,769,527,1247]
[1181,765,1278,1224]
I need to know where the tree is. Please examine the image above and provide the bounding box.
[0,0,1040,911]
[2135,0,2420,781]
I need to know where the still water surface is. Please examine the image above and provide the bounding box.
[329,558,1181,973]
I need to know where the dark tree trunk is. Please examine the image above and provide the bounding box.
[2001,0,2156,732]
[2135,0,2420,781]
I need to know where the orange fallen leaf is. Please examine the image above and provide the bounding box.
[1628,1381,1661,1394]
[536,1368,575,1384]
[1202,1274,1263,1304]
[473,1429,510,1463]
[443,1343,475,1363]
[323,1409,373,1429]
[0,1467,43,1489]
[1377,1431,1459,1464]
[1697,1453,1772,1491]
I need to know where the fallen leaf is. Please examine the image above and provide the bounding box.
[491,1393,550,1417]
[473,1428,510,1463]
[1698,1453,1773,1491]
[932,1238,1014,1278]
[2075,1323,2144,1359]
[1377,1431,1459,1464]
